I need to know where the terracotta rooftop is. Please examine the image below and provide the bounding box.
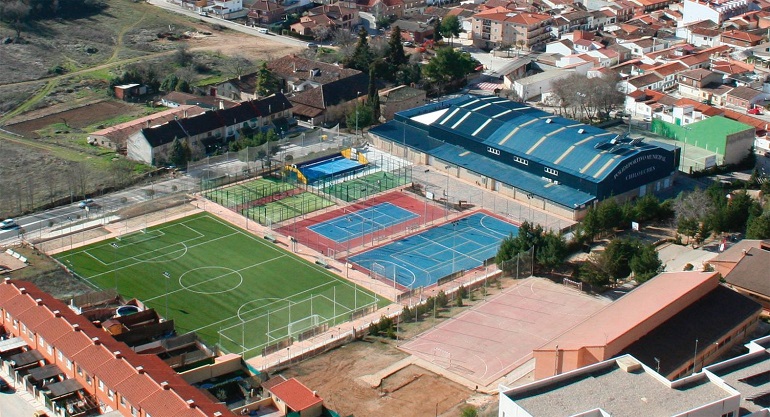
[0,279,233,417]
[268,378,324,411]
[538,271,720,352]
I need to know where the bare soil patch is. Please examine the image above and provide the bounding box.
[6,101,138,138]
[4,244,93,300]
[280,340,472,417]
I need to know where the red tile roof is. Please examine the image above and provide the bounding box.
[17,305,57,333]
[269,378,324,411]
[0,279,234,417]
[673,98,724,116]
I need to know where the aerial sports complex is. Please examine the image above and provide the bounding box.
[368,95,680,220]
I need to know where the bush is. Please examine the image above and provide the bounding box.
[683,263,694,271]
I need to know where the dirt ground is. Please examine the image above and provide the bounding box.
[280,339,479,417]
[6,101,138,138]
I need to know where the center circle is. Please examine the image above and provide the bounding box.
[179,266,243,294]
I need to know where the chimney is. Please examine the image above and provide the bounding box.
[4,277,10,283]
[72,324,81,331]
[136,366,145,374]
[214,413,223,417]
[146,119,151,128]
[186,399,196,408]
[184,109,188,118]
[113,351,122,359]
[35,298,43,306]
[19,287,26,294]
[92,337,101,345]
[53,310,62,318]
[313,391,318,397]
[161,381,170,390]
[219,100,225,110]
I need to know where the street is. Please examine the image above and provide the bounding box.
[145,0,308,48]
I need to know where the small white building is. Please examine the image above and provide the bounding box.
[509,70,575,100]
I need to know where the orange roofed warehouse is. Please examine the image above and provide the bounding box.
[0,278,233,417]
[533,271,762,380]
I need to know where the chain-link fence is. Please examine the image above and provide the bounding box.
[498,246,534,279]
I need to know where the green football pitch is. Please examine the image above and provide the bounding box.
[54,213,382,358]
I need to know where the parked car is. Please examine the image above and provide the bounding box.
[78,199,94,209]
[0,376,8,391]
[748,107,763,115]
[307,42,318,49]
[402,41,414,47]
[0,219,17,230]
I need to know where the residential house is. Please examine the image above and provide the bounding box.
[160,92,239,110]
[657,98,724,125]
[0,278,234,417]
[624,88,678,118]
[288,78,368,124]
[677,68,725,102]
[721,29,765,49]
[552,10,594,37]
[725,85,766,110]
[87,105,206,152]
[266,55,363,94]
[619,38,667,57]
[159,91,199,108]
[626,72,665,92]
[682,0,753,25]
[263,376,324,417]
[378,86,428,121]
[629,0,677,13]
[391,19,435,43]
[290,4,358,36]
[127,94,293,165]
[688,26,723,47]
[722,243,770,313]
[471,9,552,50]
[651,61,688,90]
[509,69,574,100]
[247,0,285,25]
[206,0,245,18]
[356,0,406,18]
[114,84,149,102]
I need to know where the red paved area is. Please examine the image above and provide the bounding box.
[399,277,609,387]
[276,190,447,259]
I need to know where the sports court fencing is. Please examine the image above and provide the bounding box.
[314,155,412,202]
[193,132,356,192]
[216,284,378,358]
[499,247,534,279]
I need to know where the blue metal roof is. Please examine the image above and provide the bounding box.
[425,95,654,182]
[369,120,595,208]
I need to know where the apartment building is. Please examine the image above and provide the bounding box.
[471,8,552,50]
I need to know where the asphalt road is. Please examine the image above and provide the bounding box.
[146,0,309,48]
[0,385,42,416]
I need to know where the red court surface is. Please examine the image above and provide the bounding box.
[399,277,609,387]
[276,190,447,259]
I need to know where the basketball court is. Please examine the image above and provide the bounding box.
[399,277,609,387]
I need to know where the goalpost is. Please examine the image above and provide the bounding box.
[563,278,584,292]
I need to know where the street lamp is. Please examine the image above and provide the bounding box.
[444,165,453,220]
[451,220,460,273]
[355,91,361,137]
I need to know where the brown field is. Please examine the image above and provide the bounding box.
[280,339,478,417]
[6,101,138,138]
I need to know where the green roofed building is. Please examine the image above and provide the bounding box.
[368,94,679,221]
[651,116,754,171]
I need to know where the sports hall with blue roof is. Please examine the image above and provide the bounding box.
[368,95,679,220]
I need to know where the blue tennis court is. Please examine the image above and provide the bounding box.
[300,156,364,183]
[309,202,418,243]
[348,212,519,289]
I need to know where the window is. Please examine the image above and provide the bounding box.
[12,319,17,329]
[131,406,138,416]
[120,396,126,407]
[21,324,26,334]
[487,147,501,156]
[544,167,559,176]
[108,389,114,399]
[98,380,104,391]
[721,413,734,417]
[513,156,528,165]
[57,351,63,361]
[47,344,52,355]
[86,375,92,385]
[66,358,72,370]
[77,365,82,376]
[38,337,45,349]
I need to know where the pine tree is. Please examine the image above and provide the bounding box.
[387,26,408,68]
[347,27,373,71]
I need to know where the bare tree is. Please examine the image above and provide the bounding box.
[1,0,31,40]
[332,28,357,48]
[312,25,332,42]
[223,54,254,79]
[111,159,135,188]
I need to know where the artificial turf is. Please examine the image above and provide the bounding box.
[55,213,382,358]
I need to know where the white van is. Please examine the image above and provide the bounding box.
[257,28,269,34]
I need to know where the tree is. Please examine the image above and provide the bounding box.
[386,26,408,68]
[460,405,478,417]
[173,44,194,67]
[1,0,30,40]
[160,74,179,92]
[169,137,191,168]
[630,243,662,283]
[255,62,279,97]
[422,47,475,94]
[312,24,332,42]
[346,27,373,71]
[224,54,253,79]
[432,19,443,43]
[439,15,461,46]
[368,66,381,122]
[346,100,374,131]
[746,212,770,239]
[536,231,568,272]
